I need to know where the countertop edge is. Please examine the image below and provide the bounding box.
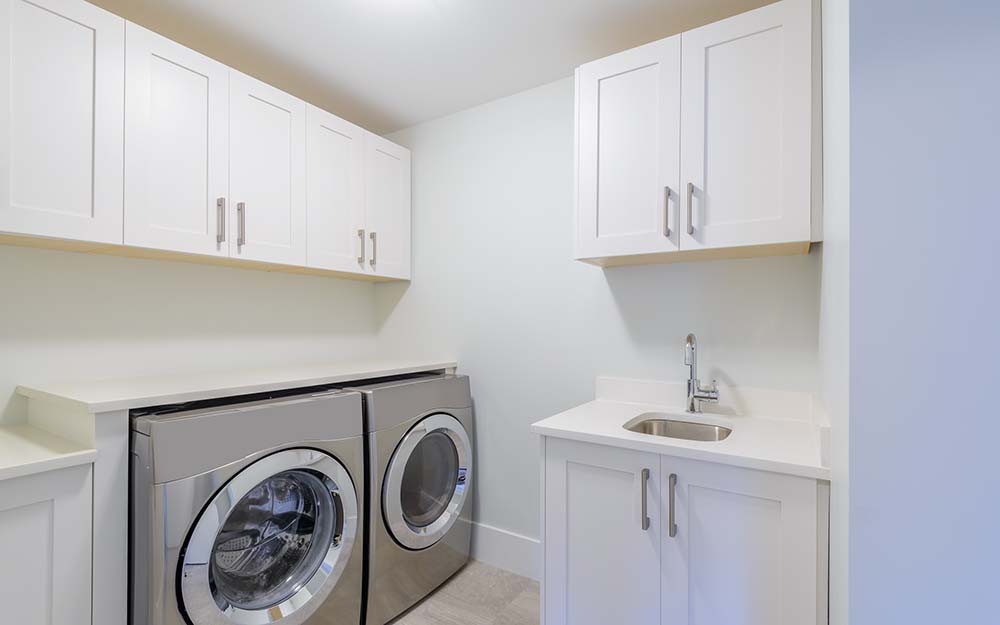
[531,423,831,481]
[16,360,458,414]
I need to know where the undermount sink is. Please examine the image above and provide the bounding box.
[624,413,732,442]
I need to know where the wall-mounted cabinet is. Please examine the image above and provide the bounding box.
[575,0,820,267]
[0,0,411,282]
[124,23,230,257]
[0,0,125,244]
[306,109,411,279]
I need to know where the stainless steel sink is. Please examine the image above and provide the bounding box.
[624,414,732,442]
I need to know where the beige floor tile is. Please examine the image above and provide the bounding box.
[389,561,539,625]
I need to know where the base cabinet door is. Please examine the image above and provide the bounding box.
[679,0,813,250]
[0,0,124,243]
[230,72,307,265]
[0,464,93,625]
[661,457,817,625]
[575,36,680,260]
[363,133,411,279]
[543,438,661,625]
[124,23,230,256]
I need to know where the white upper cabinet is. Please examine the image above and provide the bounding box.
[574,0,817,266]
[229,72,307,266]
[0,0,124,243]
[363,133,411,280]
[680,0,813,251]
[124,23,230,256]
[576,36,680,260]
[306,105,365,273]
[0,0,411,280]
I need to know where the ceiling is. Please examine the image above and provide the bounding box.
[91,0,773,134]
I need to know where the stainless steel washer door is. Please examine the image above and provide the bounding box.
[383,413,472,550]
[180,448,358,625]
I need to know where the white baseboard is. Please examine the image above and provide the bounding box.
[470,521,540,581]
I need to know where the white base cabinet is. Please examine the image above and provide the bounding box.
[574,0,820,266]
[0,464,93,625]
[542,437,826,625]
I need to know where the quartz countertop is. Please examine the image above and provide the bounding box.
[0,424,96,481]
[16,359,458,413]
[531,377,830,480]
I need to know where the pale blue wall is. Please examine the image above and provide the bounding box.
[850,2,1000,624]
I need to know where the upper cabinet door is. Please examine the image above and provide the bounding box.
[124,23,229,256]
[306,105,365,273]
[680,0,812,250]
[660,457,817,625]
[576,36,680,260]
[363,133,411,280]
[229,72,306,265]
[0,0,124,243]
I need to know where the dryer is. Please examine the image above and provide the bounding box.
[130,389,366,625]
[346,374,474,625]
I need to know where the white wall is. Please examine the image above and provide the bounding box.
[378,77,823,573]
[819,0,849,622]
[850,2,1000,624]
[0,245,378,423]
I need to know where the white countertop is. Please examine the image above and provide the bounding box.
[16,359,458,413]
[0,424,96,482]
[531,377,829,480]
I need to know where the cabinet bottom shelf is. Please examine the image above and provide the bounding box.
[577,241,811,268]
[0,232,407,282]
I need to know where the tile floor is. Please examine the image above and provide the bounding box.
[389,561,539,625]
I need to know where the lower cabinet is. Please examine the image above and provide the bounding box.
[0,464,93,625]
[542,437,825,625]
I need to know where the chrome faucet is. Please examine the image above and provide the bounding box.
[684,333,719,413]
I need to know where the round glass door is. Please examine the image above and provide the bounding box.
[383,414,471,550]
[180,449,357,625]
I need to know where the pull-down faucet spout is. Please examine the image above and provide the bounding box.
[685,333,719,413]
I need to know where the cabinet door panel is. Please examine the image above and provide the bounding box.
[576,36,680,259]
[544,438,660,625]
[0,464,93,625]
[661,457,816,625]
[364,133,410,279]
[306,105,365,273]
[230,72,306,265]
[125,23,229,256]
[680,0,812,249]
[0,0,124,243]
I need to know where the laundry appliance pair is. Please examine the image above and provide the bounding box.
[130,374,474,625]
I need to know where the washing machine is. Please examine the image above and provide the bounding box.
[345,374,474,625]
[130,389,366,625]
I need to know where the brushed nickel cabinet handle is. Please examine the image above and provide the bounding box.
[668,473,678,538]
[639,468,650,531]
[237,202,246,247]
[357,229,365,264]
[369,231,377,268]
[216,198,226,244]
[664,186,672,237]
[686,182,695,236]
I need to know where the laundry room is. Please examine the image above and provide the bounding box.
[1,1,998,625]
